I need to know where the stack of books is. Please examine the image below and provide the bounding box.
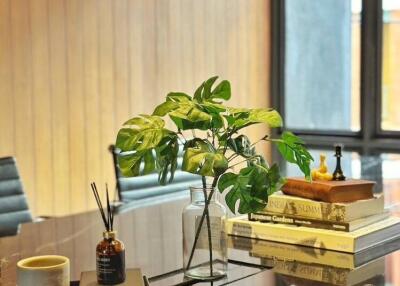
[226,191,400,253]
[229,235,398,286]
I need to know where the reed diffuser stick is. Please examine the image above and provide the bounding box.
[106,184,113,231]
[91,182,109,231]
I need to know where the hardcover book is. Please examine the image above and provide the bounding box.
[248,211,390,232]
[228,235,400,270]
[276,273,385,286]
[264,191,384,222]
[225,215,400,253]
[263,257,385,286]
[282,178,375,203]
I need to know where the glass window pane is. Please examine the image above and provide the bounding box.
[381,0,400,131]
[284,0,361,131]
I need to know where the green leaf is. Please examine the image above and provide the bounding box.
[211,80,231,101]
[218,166,264,213]
[226,108,283,130]
[117,153,142,177]
[143,150,156,174]
[182,140,228,177]
[116,128,139,151]
[193,76,231,103]
[169,102,212,130]
[166,92,192,102]
[117,150,157,177]
[248,109,282,128]
[116,114,180,183]
[203,76,219,100]
[152,101,179,116]
[123,114,164,129]
[193,82,204,102]
[275,131,314,180]
[227,135,255,158]
[119,115,172,152]
[155,136,179,184]
[218,164,285,214]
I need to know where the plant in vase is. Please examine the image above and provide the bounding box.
[115,76,313,280]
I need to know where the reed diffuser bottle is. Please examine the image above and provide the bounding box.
[96,231,125,284]
[91,183,126,284]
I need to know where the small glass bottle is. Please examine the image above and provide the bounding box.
[96,231,126,284]
[182,186,227,280]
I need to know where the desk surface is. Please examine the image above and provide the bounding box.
[1,179,400,285]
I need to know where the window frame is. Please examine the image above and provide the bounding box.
[270,0,400,158]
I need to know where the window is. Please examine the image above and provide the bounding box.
[271,0,400,187]
[284,0,360,132]
[381,0,400,131]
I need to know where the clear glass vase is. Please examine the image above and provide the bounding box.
[182,186,227,280]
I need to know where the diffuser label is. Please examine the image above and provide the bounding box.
[96,252,125,283]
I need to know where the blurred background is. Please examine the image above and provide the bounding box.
[0,0,399,227]
[1,0,400,283]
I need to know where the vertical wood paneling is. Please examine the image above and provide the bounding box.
[65,0,87,213]
[49,0,70,215]
[0,0,271,216]
[82,0,101,210]
[129,0,145,116]
[98,0,117,200]
[141,0,158,115]
[10,0,36,213]
[30,0,53,214]
[0,0,14,156]
[113,0,130,127]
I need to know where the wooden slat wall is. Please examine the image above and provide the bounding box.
[0,0,271,216]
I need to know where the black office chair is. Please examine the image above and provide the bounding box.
[109,145,202,204]
[0,157,33,237]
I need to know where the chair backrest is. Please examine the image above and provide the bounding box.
[109,146,202,203]
[0,157,33,237]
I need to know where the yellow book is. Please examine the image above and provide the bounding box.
[265,191,384,222]
[228,235,400,269]
[225,215,400,253]
[265,257,385,286]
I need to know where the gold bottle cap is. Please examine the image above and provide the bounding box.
[103,230,117,239]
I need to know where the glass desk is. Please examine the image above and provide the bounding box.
[1,165,400,285]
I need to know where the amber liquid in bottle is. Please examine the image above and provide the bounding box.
[96,231,126,284]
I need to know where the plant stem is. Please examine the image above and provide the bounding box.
[228,156,258,169]
[202,176,213,276]
[186,176,219,271]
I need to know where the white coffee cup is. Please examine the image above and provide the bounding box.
[17,255,70,286]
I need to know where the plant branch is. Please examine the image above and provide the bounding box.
[227,153,240,163]
[250,135,269,147]
[186,176,219,271]
[222,128,237,155]
[228,154,260,169]
[177,130,188,144]
[201,176,213,276]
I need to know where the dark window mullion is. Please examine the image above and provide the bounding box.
[270,0,285,164]
[360,0,383,155]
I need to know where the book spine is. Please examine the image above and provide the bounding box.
[266,195,348,222]
[267,259,348,285]
[249,212,350,231]
[225,219,356,252]
[250,248,354,269]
